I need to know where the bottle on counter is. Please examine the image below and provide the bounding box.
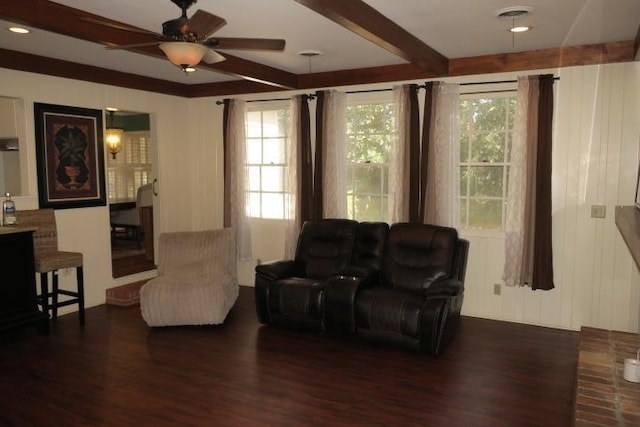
[2,192,17,226]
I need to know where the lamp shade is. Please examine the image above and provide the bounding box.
[105,127,124,159]
[159,42,208,67]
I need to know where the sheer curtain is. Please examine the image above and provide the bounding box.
[284,95,312,259]
[503,74,555,290]
[389,84,417,223]
[315,90,347,218]
[222,99,252,261]
[423,82,460,227]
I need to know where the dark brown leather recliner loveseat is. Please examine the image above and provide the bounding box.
[254,219,469,356]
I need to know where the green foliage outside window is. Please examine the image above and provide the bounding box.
[346,103,394,222]
[459,96,516,230]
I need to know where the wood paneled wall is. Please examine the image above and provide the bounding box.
[462,63,640,332]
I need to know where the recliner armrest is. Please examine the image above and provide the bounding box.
[323,272,379,334]
[255,260,302,280]
[424,278,463,297]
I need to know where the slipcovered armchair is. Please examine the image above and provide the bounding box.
[254,219,388,332]
[140,228,239,327]
[342,223,469,356]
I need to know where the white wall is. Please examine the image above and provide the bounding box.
[2,62,638,333]
[0,69,195,311]
[202,62,640,332]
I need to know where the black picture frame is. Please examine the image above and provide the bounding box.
[34,102,106,209]
[635,162,640,210]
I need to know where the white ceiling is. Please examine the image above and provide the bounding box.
[0,0,638,85]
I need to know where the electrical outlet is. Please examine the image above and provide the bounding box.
[591,205,606,219]
[493,283,502,295]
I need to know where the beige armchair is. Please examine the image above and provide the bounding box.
[140,228,239,327]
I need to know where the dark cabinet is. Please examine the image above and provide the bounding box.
[0,228,48,334]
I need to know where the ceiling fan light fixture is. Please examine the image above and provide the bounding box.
[509,25,531,33]
[159,41,208,67]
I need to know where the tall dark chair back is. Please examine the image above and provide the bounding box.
[381,223,460,293]
[294,219,358,278]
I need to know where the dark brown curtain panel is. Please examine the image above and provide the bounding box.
[222,98,231,228]
[532,74,555,290]
[297,94,313,225]
[405,84,421,223]
[312,90,326,220]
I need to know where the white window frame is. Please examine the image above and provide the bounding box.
[458,91,517,233]
[345,92,394,223]
[245,102,290,219]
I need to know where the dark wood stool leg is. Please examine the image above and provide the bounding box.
[52,270,59,320]
[39,272,50,320]
[76,266,85,326]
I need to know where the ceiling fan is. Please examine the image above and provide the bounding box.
[91,0,286,72]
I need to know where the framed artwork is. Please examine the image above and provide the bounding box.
[34,102,106,209]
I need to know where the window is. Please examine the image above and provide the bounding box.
[107,131,152,202]
[459,94,517,230]
[346,99,394,222]
[246,106,290,219]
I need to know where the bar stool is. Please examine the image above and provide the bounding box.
[15,209,85,325]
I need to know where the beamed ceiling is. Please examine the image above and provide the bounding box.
[0,0,638,98]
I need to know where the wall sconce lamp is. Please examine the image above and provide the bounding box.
[105,109,124,159]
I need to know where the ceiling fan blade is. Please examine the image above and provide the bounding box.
[202,49,226,64]
[205,37,286,51]
[80,16,161,37]
[105,41,162,50]
[188,9,227,39]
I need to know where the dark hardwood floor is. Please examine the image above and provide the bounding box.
[0,286,579,427]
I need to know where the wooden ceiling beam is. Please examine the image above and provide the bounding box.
[294,0,448,76]
[0,0,298,89]
[1,41,632,98]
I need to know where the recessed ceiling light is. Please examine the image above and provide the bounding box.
[105,107,119,112]
[510,26,532,33]
[7,26,30,34]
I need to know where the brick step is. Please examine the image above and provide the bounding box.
[105,280,147,306]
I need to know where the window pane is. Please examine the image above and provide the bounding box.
[261,193,284,219]
[459,94,516,231]
[460,166,469,195]
[467,166,504,197]
[460,133,470,162]
[246,139,262,164]
[467,199,503,230]
[248,192,261,217]
[352,195,383,222]
[261,166,283,192]
[470,98,510,132]
[261,110,285,138]
[248,166,261,192]
[459,198,469,228]
[353,164,382,194]
[263,138,285,164]
[347,134,389,163]
[470,132,506,163]
[246,111,262,138]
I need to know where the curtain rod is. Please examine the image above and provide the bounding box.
[215,76,559,104]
